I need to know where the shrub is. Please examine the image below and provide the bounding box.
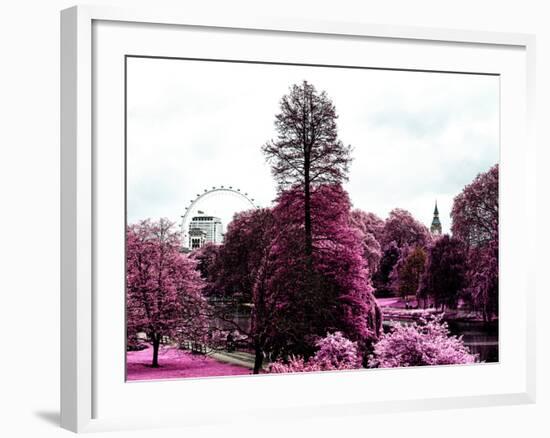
[269,332,362,373]
[369,315,477,368]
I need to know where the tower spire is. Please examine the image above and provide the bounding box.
[430,200,442,235]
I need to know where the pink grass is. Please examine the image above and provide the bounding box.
[126,345,251,381]
[377,297,401,307]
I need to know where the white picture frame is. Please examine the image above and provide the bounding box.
[60,5,536,433]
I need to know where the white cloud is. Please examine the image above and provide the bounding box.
[127,58,499,234]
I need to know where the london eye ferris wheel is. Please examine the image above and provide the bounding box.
[181,185,259,249]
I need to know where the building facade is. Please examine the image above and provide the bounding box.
[188,213,223,248]
[430,201,442,235]
[188,228,207,250]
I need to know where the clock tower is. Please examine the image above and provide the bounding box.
[430,201,442,235]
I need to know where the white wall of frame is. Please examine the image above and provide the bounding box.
[0,0,548,437]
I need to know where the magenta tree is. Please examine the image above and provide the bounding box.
[381,208,431,250]
[261,82,379,361]
[350,209,385,243]
[373,209,430,294]
[451,164,498,247]
[349,209,384,274]
[207,208,274,303]
[369,315,477,368]
[467,237,498,321]
[126,219,208,367]
[451,164,499,321]
[268,184,381,360]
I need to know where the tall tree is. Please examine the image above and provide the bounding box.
[262,81,352,259]
[418,235,467,310]
[126,219,207,367]
[451,164,499,320]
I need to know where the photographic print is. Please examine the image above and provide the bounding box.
[125,57,499,381]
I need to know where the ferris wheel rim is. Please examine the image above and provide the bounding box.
[181,186,259,241]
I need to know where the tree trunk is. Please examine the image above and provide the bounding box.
[253,344,264,374]
[304,164,313,258]
[152,334,161,368]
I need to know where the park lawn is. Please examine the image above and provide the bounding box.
[377,297,401,308]
[126,345,252,381]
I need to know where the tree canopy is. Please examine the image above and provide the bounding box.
[451,164,498,247]
[267,184,381,359]
[263,81,352,258]
[126,219,208,367]
[418,235,468,310]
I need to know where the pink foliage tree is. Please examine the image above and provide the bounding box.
[451,164,499,321]
[268,184,382,359]
[466,237,498,321]
[269,332,362,373]
[350,209,385,242]
[374,209,430,294]
[207,188,382,370]
[381,208,431,250]
[369,315,477,368]
[451,164,498,247]
[126,219,208,367]
[261,82,380,362]
[207,208,274,302]
[349,209,384,274]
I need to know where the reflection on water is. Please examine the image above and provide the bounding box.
[447,319,499,362]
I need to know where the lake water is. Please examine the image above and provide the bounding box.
[211,299,499,363]
[446,319,499,362]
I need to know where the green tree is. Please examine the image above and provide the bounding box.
[397,246,427,300]
[418,235,467,310]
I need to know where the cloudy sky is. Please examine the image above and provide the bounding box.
[127,57,499,234]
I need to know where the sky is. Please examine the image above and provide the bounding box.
[126,57,499,234]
